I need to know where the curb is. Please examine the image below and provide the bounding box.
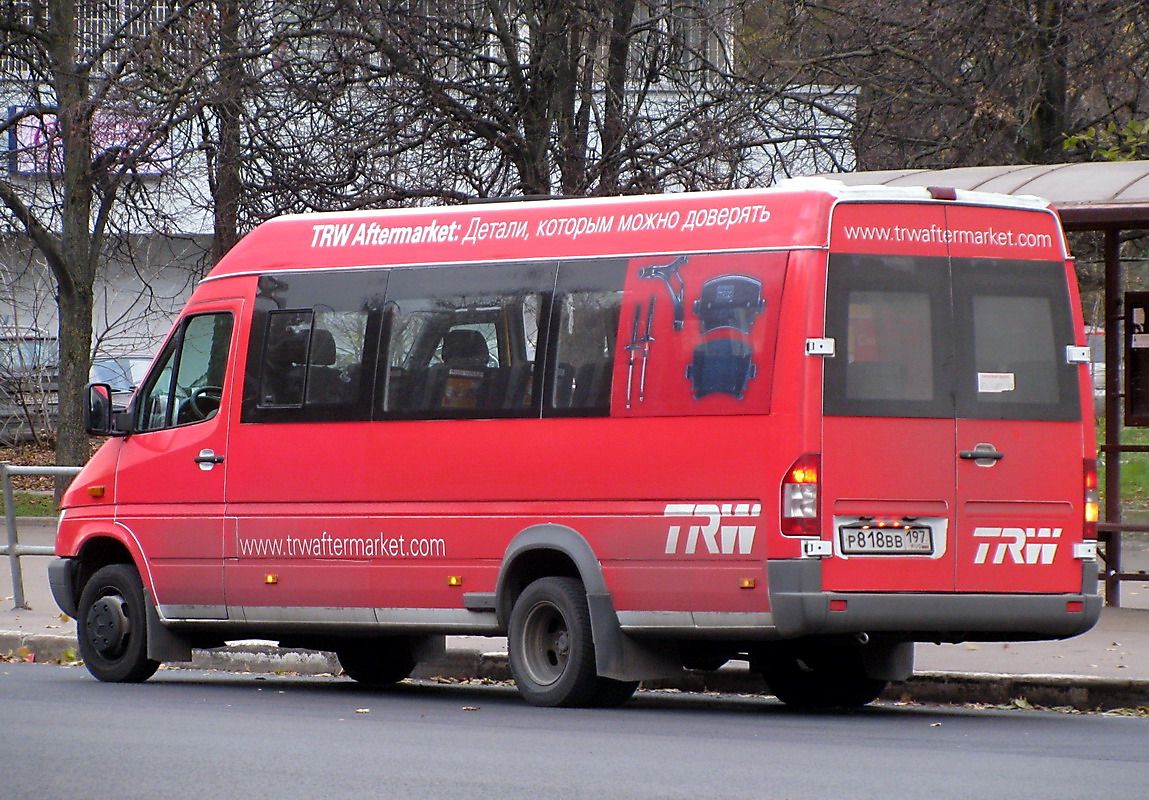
[4,631,1147,712]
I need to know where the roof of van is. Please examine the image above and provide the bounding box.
[206,182,1057,280]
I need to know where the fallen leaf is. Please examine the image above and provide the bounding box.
[355,708,371,714]
[462,706,480,712]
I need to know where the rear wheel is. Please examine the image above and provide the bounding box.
[510,576,630,707]
[76,564,160,683]
[756,642,886,709]
[589,676,639,708]
[336,639,417,686]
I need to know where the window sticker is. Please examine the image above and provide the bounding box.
[977,372,1016,393]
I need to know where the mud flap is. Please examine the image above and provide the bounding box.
[587,592,682,682]
[145,588,194,663]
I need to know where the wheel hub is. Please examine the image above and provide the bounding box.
[86,595,131,658]
[523,602,570,686]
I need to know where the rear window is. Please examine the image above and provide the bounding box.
[824,253,1080,421]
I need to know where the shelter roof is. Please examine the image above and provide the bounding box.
[820,161,1149,231]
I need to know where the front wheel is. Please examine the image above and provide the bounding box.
[76,564,160,683]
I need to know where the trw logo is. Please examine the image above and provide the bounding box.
[663,503,761,555]
[972,527,1062,565]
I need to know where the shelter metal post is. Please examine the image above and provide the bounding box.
[1103,229,1122,606]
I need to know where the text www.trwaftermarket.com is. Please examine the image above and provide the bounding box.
[842,224,1053,249]
[238,532,445,558]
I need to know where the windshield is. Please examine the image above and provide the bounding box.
[0,337,58,375]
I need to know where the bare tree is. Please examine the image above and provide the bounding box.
[0,0,222,467]
[750,0,1149,169]
[212,0,854,221]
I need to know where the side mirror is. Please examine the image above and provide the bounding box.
[85,383,126,436]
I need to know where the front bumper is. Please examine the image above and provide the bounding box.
[48,557,79,618]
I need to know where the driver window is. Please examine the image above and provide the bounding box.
[136,312,234,431]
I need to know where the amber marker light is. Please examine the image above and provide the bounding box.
[447,576,463,587]
[265,574,279,585]
[87,485,106,498]
[739,578,757,589]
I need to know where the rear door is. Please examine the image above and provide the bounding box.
[947,205,1086,593]
[820,201,1085,594]
[820,205,957,592]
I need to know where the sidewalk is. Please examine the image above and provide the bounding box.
[5,517,1149,710]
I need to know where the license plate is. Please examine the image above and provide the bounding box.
[838,524,934,555]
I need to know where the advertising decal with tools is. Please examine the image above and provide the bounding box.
[612,250,788,416]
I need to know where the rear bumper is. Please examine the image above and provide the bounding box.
[768,559,1102,641]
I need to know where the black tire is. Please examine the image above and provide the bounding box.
[76,563,160,683]
[335,639,417,686]
[509,576,602,707]
[589,676,639,708]
[757,643,886,709]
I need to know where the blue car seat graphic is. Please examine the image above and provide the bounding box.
[686,338,756,399]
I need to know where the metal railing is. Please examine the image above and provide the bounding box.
[1097,524,1149,607]
[2,460,1140,610]
[1,462,81,609]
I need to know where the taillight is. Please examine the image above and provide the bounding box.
[1084,457,1099,538]
[782,453,820,536]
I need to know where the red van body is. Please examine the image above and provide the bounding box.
[52,182,1101,707]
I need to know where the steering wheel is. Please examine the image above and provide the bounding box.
[187,386,223,420]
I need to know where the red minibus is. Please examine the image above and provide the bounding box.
[54,181,1101,708]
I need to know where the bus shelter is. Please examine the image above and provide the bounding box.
[822,161,1149,605]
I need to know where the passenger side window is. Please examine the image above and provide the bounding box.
[546,260,627,415]
[242,270,386,423]
[258,309,370,408]
[381,263,555,418]
[136,312,234,431]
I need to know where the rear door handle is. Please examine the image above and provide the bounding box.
[959,445,1004,462]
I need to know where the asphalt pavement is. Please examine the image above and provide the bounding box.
[5,517,1149,710]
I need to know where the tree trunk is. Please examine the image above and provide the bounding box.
[211,0,243,263]
[55,284,94,472]
[598,0,636,194]
[1020,0,1068,162]
[48,0,98,478]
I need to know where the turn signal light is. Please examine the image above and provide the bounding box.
[781,453,820,537]
[447,575,463,587]
[1084,458,1099,538]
